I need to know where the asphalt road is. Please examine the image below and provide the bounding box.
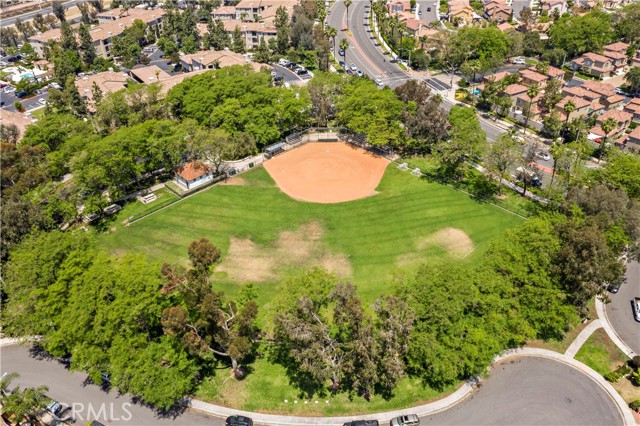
[1,345,625,426]
[425,356,623,426]
[327,0,409,86]
[605,260,640,355]
[1,345,223,426]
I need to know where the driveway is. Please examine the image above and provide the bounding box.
[424,356,624,426]
[605,260,640,355]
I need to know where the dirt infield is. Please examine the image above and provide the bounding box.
[263,142,390,203]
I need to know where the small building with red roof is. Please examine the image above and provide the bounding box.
[175,161,214,190]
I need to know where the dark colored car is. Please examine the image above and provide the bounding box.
[15,91,28,98]
[427,6,431,11]
[608,283,621,293]
[343,421,379,426]
[295,68,308,75]
[226,415,253,426]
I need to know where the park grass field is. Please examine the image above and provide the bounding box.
[99,163,524,414]
[100,164,523,306]
[101,165,523,303]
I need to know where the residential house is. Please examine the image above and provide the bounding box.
[497,22,513,31]
[448,0,475,26]
[179,49,264,72]
[562,85,601,104]
[632,50,640,68]
[518,68,547,89]
[175,161,214,190]
[233,0,297,21]
[483,71,511,84]
[556,96,590,121]
[603,42,629,74]
[514,91,544,120]
[212,6,237,20]
[129,65,171,84]
[625,127,640,150]
[624,98,640,122]
[29,8,165,59]
[75,71,128,109]
[582,80,623,109]
[217,20,277,49]
[484,0,512,22]
[588,109,633,141]
[0,109,37,142]
[388,0,412,13]
[502,83,529,98]
[570,52,614,78]
[540,0,567,14]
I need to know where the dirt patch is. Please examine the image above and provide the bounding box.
[417,228,475,258]
[218,176,247,186]
[395,252,424,268]
[263,142,389,204]
[217,221,352,282]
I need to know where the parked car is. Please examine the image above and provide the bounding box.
[15,91,28,98]
[614,87,629,96]
[511,57,526,65]
[339,48,345,56]
[607,282,621,293]
[48,82,62,90]
[278,58,290,67]
[38,98,47,105]
[285,62,297,69]
[356,69,364,77]
[632,297,640,322]
[375,78,384,86]
[295,67,308,75]
[427,6,431,10]
[343,421,379,426]
[226,415,254,426]
[537,151,550,161]
[390,414,420,426]
[3,86,15,93]
[339,60,346,69]
[350,63,358,71]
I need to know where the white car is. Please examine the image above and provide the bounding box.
[3,86,15,93]
[375,78,384,86]
[537,152,550,161]
[38,98,47,105]
[350,63,357,72]
[511,57,526,65]
[390,414,420,426]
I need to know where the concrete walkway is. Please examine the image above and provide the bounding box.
[596,297,638,359]
[564,319,603,358]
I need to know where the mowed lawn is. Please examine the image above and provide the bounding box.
[100,164,523,305]
[99,163,524,414]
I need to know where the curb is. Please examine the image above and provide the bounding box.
[2,340,633,425]
[596,296,637,359]
[501,348,636,426]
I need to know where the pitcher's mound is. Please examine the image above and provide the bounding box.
[263,142,390,203]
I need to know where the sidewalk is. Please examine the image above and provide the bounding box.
[596,297,638,359]
[564,319,602,358]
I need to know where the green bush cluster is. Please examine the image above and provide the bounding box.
[603,365,632,382]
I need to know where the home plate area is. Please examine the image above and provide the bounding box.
[263,142,390,203]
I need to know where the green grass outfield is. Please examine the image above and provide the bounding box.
[100,164,523,306]
[99,162,524,413]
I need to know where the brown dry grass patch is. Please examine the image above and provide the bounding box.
[219,176,247,186]
[216,221,352,282]
[417,227,475,258]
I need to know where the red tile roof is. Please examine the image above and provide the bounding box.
[176,161,212,181]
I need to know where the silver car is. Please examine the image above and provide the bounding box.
[390,414,420,426]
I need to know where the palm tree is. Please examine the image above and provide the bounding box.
[325,25,338,55]
[562,99,576,140]
[344,0,353,28]
[339,38,350,63]
[2,378,49,426]
[598,117,618,163]
[522,83,540,136]
[389,16,399,47]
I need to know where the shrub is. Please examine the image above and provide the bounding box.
[604,365,632,382]
[630,355,640,370]
[630,400,640,412]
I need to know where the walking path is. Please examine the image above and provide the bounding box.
[564,319,603,358]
